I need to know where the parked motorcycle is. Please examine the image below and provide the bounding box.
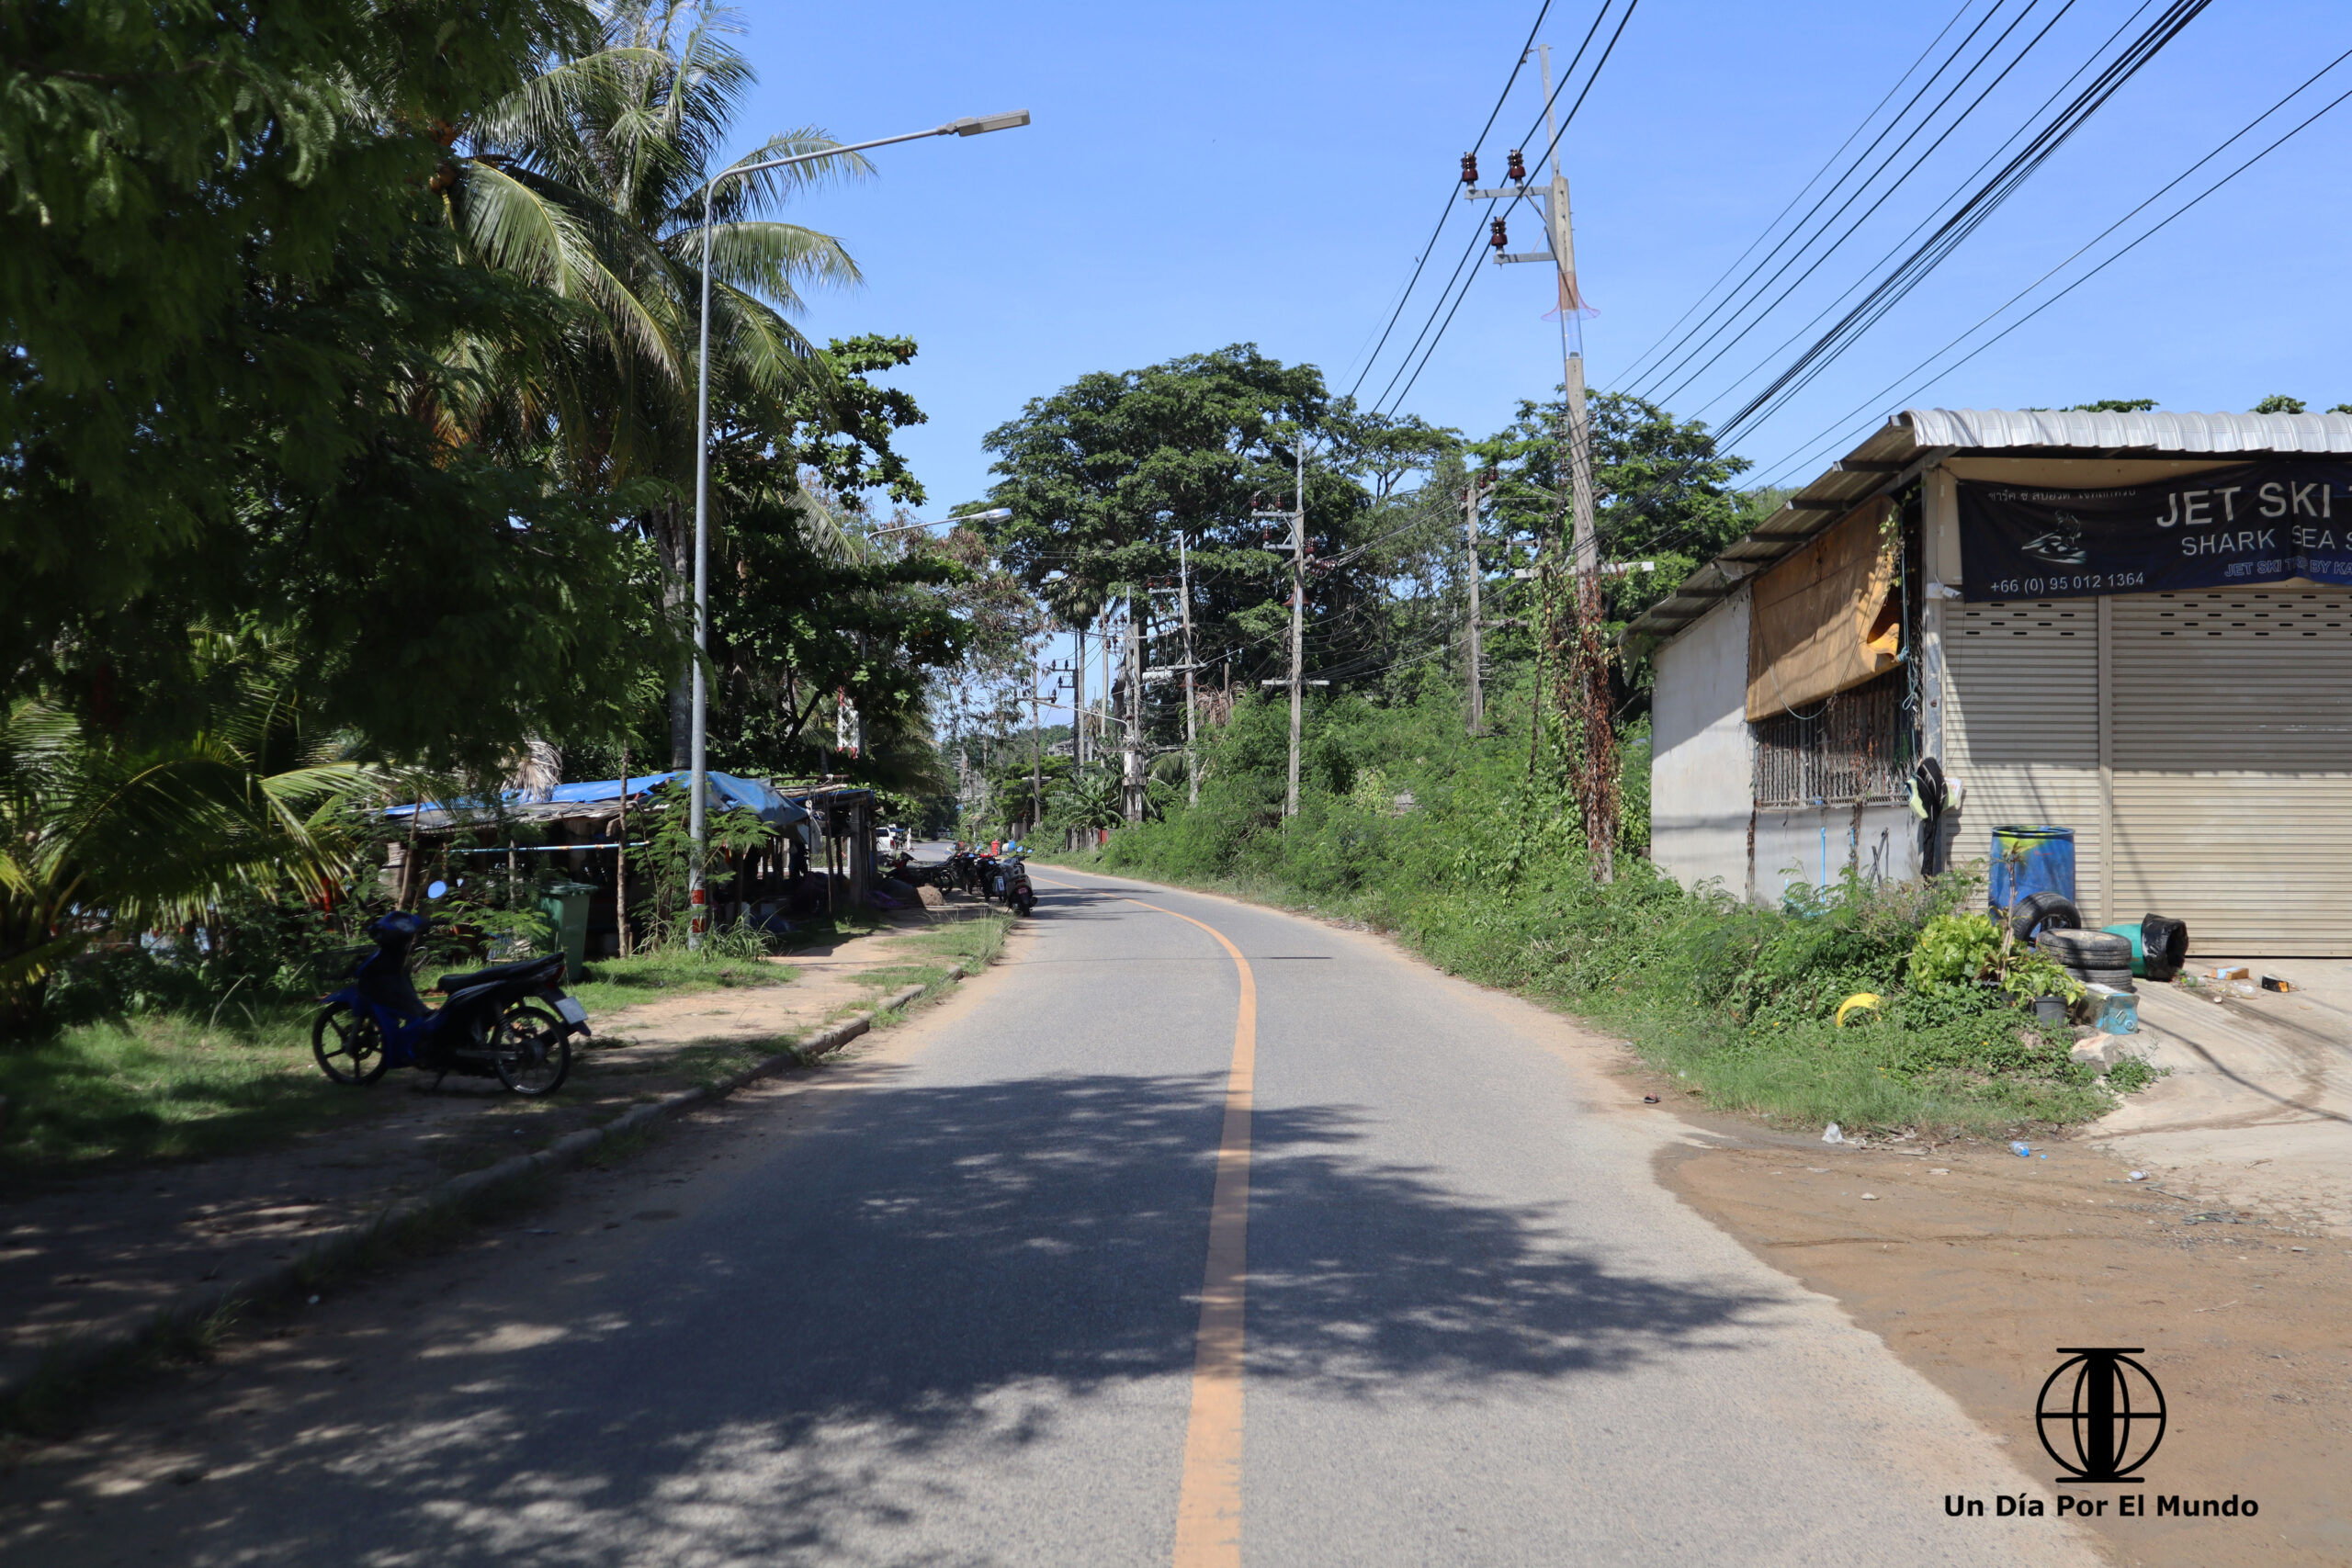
[991,855,1035,917]
[311,886,591,1094]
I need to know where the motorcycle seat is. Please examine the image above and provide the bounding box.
[436,957,562,994]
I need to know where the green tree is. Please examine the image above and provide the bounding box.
[0,645,391,1032]
[3,0,655,769]
[446,0,876,766]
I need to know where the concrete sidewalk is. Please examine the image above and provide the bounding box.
[2094,954,2352,1235]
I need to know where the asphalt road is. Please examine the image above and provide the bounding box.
[4,862,2104,1566]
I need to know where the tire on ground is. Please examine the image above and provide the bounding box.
[2010,891,2080,942]
[2036,928,2132,968]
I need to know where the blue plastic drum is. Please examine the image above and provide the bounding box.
[1988,824,2075,912]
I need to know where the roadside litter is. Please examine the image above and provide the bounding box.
[2010,1141,2031,1157]
[1822,1122,1847,1145]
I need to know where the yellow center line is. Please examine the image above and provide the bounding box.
[1030,873,1256,1567]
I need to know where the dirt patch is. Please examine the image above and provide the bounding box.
[1654,1101,2351,1567]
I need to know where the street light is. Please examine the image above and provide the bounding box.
[685,112,1031,947]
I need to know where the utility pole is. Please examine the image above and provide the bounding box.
[1464,470,1493,736]
[1030,658,1045,834]
[1465,42,1613,879]
[1077,625,1091,771]
[1176,531,1199,806]
[1123,601,1145,822]
[1287,441,1306,817]
[1099,602,1114,767]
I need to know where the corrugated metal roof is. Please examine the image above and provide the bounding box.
[1905,407,2352,453]
[1622,407,2352,652]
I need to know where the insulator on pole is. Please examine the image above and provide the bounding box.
[1507,148,1527,184]
[1489,217,1509,252]
[1460,152,1478,186]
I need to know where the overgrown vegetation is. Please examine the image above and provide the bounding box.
[1071,682,2131,1135]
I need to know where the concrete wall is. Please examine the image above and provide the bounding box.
[1750,803,1920,906]
[1649,586,1754,896]
[1651,582,1924,903]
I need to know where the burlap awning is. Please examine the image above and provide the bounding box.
[1746,496,1901,722]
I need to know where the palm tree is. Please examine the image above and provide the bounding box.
[444,0,870,760]
[0,647,390,1034]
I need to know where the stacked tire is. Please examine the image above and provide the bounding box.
[2036,927,2135,992]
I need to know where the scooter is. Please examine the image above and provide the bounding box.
[311,884,591,1095]
[991,855,1035,917]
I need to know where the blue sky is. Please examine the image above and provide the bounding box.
[742,0,2352,520]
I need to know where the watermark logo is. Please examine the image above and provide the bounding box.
[2037,1348,2165,1483]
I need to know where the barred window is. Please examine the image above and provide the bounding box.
[1752,667,1911,807]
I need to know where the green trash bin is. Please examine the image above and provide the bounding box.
[537,881,598,982]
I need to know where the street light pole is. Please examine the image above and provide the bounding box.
[685,111,1029,948]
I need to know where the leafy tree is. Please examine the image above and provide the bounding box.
[2065,399,2158,412]
[1469,390,1752,689]
[0,646,391,1032]
[3,0,656,769]
[2253,394,2306,415]
[446,0,877,765]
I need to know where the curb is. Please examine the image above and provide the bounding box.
[2,962,972,1412]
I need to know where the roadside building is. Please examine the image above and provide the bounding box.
[1628,408,2352,954]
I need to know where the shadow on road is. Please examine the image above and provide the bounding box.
[6,1071,1775,1565]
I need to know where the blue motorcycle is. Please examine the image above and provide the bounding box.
[311,889,591,1095]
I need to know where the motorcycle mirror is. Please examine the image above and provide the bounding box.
[425,879,448,900]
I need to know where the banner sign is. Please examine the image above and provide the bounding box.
[1956,461,2352,600]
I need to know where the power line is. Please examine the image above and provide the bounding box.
[1377,0,1640,417]
[1613,0,1982,389]
[1344,0,1558,402]
[1681,0,2161,424]
[1713,0,2216,445]
[1627,0,2041,403]
[1638,0,2070,409]
[1750,48,2352,491]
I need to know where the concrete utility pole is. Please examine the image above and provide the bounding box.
[1123,603,1145,822]
[1072,625,1087,770]
[1466,42,1612,880]
[1287,442,1306,817]
[1464,471,1493,736]
[1029,659,1046,834]
[1099,604,1114,768]
[1176,531,1199,807]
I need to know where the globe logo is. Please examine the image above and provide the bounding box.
[2037,1348,2166,1483]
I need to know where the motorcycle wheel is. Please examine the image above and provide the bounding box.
[312,1002,390,1085]
[1015,889,1035,916]
[492,1000,572,1095]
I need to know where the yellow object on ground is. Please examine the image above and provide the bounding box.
[1836,993,1882,1027]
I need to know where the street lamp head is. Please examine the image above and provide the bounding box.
[958,507,1014,523]
[952,109,1031,136]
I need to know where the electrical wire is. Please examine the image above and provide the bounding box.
[1612,0,1983,389]
[1713,0,2216,445]
[1627,0,2041,402]
[1344,0,1558,401]
[1639,0,2072,409]
[1750,51,2352,491]
[1376,0,1641,417]
[1677,0,2161,422]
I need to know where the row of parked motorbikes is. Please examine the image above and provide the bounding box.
[899,846,1035,916]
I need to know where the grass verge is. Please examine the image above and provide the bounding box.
[567,948,794,1018]
[0,1005,388,1173]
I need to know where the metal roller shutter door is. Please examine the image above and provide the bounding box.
[2109,589,2352,956]
[1941,600,2102,913]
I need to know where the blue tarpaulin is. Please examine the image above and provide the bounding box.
[389,772,809,827]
